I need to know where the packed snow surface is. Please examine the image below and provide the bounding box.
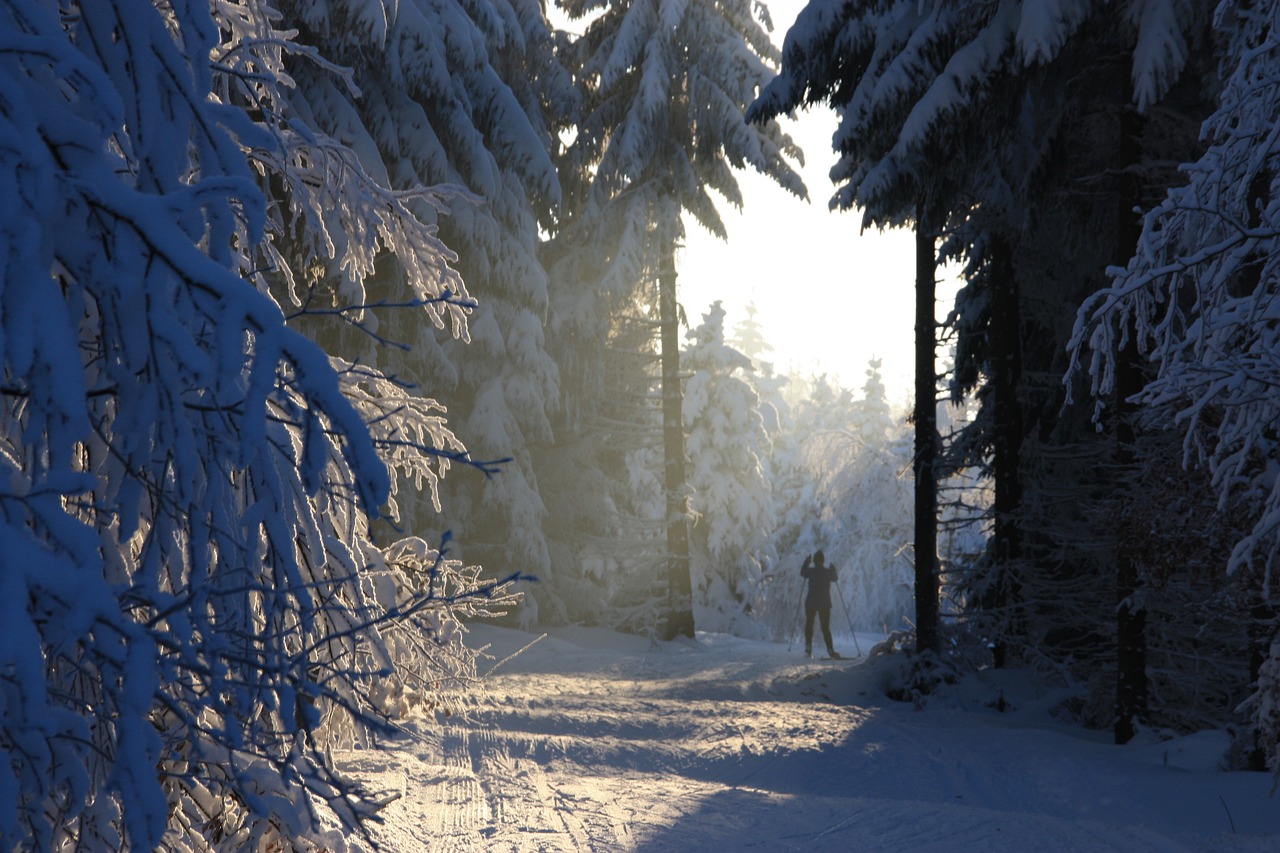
[333,626,1280,851]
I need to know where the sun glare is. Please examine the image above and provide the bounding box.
[677,106,926,405]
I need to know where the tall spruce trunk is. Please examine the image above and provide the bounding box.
[914,205,941,656]
[1113,340,1145,745]
[1114,100,1146,745]
[659,233,695,640]
[990,234,1022,668]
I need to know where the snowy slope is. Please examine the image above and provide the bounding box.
[328,626,1280,851]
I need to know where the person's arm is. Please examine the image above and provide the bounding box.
[801,554,812,576]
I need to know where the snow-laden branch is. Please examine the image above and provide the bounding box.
[0,1,508,848]
[1069,5,1280,592]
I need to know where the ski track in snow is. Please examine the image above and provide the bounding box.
[332,627,1280,852]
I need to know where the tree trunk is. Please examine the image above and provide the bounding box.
[914,205,941,656]
[1113,337,1145,745]
[989,234,1022,669]
[659,232,695,640]
[1114,100,1146,745]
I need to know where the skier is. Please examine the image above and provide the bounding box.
[801,549,840,659]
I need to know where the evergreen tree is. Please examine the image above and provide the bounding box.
[730,300,776,367]
[0,1,512,846]
[550,0,805,638]
[750,0,1220,726]
[537,279,669,630]
[682,302,777,633]
[1072,0,1280,763]
[278,0,574,588]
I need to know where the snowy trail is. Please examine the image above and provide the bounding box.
[333,627,1280,852]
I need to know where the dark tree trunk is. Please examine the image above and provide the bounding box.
[914,205,941,657]
[1113,340,1145,745]
[1114,101,1146,745]
[989,234,1022,669]
[659,236,694,640]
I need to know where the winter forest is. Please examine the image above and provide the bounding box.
[4,0,1280,849]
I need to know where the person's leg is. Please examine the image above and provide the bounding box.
[819,608,835,656]
[804,607,816,655]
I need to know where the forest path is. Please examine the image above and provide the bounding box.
[332,626,1279,852]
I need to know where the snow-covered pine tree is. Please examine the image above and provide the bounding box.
[752,0,1204,223]
[1072,0,1280,766]
[277,0,574,601]
[0,1,511,847]
[538,278,670,630]
[551,0,805,639]
[682,302,777,633]
[730,300,776,368]
[750,1,1219,717]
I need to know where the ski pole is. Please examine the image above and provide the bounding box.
[837,583,863,657]
[787,585,803,651]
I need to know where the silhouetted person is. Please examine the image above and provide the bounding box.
[801,549,840,659]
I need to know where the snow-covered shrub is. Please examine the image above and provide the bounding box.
[863,636,958,708]
[0,1,512,848]
[1253,634,1280,772]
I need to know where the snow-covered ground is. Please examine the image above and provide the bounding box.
[331,626,1280,852]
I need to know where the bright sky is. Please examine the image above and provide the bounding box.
[676,0,952,406]
[677,112,920,402]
